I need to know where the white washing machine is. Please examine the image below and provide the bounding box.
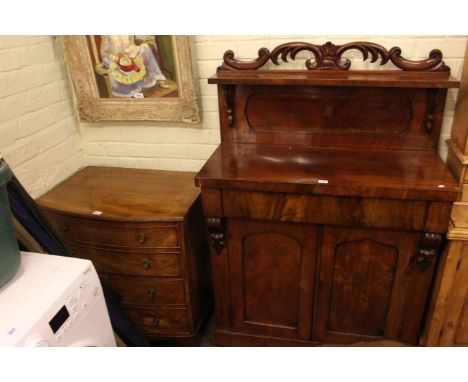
[0,252,116,346]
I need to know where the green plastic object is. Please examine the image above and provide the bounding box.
[0,159,20,288]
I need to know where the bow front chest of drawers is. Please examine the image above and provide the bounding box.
[37,167,212,344]
[195,41,461,346]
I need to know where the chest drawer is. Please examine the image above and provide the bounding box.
[44,213,180,249]
[105,276,186,306]
[70,243,182,277]
[122,307,190,334]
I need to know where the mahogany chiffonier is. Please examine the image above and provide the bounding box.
[37,167,212,345]
[195,41,461,346]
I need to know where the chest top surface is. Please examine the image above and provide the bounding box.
[196,40,461,202]
[37,166,200,221]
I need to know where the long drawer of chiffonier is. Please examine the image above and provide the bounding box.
[222,190,452,232]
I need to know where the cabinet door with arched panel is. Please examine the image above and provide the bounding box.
[227,219,318,341]
[315,227,438,345]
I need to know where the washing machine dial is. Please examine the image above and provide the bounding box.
[26,336,49,347]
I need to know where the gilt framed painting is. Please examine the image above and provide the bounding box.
[62,36,201,123]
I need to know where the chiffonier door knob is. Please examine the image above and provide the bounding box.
[61,225,69,233]
[153,318,160,327]
[142,260,152,270]
[147,288,155,300]
[138,233,147,244]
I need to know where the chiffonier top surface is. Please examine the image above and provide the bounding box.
[195,143,459,202]
[37,166,200,221]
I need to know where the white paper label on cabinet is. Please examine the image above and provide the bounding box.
[318,179,329,184]
[92,210,103,215]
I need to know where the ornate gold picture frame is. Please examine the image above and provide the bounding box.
[62,35,201,123]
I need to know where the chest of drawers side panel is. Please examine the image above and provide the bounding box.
[181,197,213,333]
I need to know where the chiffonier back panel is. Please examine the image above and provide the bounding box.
[218,84,447,151]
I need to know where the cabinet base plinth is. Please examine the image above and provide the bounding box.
[214,330,409,347]
[214,330,317,347]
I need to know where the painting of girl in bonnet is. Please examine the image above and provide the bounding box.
[88,35,178,98]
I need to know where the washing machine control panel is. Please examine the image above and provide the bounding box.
[23,262,103,346]
[53,265,102,343]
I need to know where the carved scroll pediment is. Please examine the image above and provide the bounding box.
[218,41,450,73]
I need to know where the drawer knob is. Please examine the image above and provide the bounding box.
[153,318,160,327]
[61,225,69,233]
[142,260,152,270]
[138,234,147,244]
[147,288,155,300]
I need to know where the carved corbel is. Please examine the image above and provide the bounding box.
[424,89,444,132]
[412,233,443,272]
[206,217,227,254]
[221,85,235,127]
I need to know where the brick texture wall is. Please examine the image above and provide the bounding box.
[0,36,85,198]
[0,36,466,198]
[81,35,467,172]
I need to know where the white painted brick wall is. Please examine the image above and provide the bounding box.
[82,35,467,171]
[0,36,85,198]
[1,36,466,198]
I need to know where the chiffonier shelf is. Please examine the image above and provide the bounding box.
[196,41,461,346]
[37,167,212,345]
